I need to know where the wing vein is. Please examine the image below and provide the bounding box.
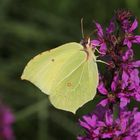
[54,58,86,88]
[72,62,86,91]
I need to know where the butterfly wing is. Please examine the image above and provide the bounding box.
[21,42,99,113]
[50,55,99,113]
[21,42,85,95]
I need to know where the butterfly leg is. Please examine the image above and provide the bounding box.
[95,48,105,55]
[96,59,109,65]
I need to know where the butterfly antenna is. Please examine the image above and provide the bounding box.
[81,18,84,39]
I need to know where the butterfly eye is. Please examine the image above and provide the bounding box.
[80,38,88,47]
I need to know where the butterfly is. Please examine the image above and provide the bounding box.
[21,20,99,113]
[21,38,99,114]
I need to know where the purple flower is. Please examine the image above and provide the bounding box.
[115,9,132,31]
[115,9,132,23]
[121,59,140,90]
[123,19,140,48]
[98,64,140,108]
[114,9,140,48]
[0,103,15,140]
[91,19,117,56]
[78,9,140,140]
[122,49,133,61]
[116,49,140,104]
[98,73,125,107]
[106,18,115,34]
[78,107,140,140]
[91,22,107,54]
[93,10,140,108]
[97,74,130,108]
[97,76,117,107]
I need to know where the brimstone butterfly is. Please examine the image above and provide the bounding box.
[21,38,99,113]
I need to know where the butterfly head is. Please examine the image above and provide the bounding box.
[80,37,92,49]
[80,37,96,61]
[80,18,92,49]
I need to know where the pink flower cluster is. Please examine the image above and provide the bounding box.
[0,102,15,140]
[78,9,140,140]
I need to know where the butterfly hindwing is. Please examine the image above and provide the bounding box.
[50,59,98,113]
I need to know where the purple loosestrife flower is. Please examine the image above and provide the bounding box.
[97,74,119,107]
[91,9,140,108]
[97,74,130,108]
[119,50,140,106]
[78,106,140,140]
[115,9,140,48]
[115,9,132,31]
[91,19,116,55]
[78,9,140,140]
[97,58,140,108]
[123,19,140,48]
[0,103,15,140]
[106,19,115,34]
[91,22,107,55]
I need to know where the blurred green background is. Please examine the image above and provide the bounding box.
[0,0,140,140]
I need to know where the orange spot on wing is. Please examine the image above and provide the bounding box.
[67,82,72,87]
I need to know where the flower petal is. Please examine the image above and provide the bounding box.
[91,40,100,46]
[131,60,140,67]
[134,112,140,123]
[99,43,107,54]
[95,22,104,37]
[120,97,130,108]
[111,72,119,91]
[105,111,113,126]
[98,99,108,107]
[83,115,97,127]
[128,19,138,32]
[130,69,139,88]
[79,120,91,130]
[98,81,108,95]
[122,49,133,61]
[123,136,134,140]
[102,132,113,138]
[106,19,115,34]
[134,90,140,101]
[122,70,129,89]
[123,38,132,48]
[132,35,140,44]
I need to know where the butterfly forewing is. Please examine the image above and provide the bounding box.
[21,43,84,95]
